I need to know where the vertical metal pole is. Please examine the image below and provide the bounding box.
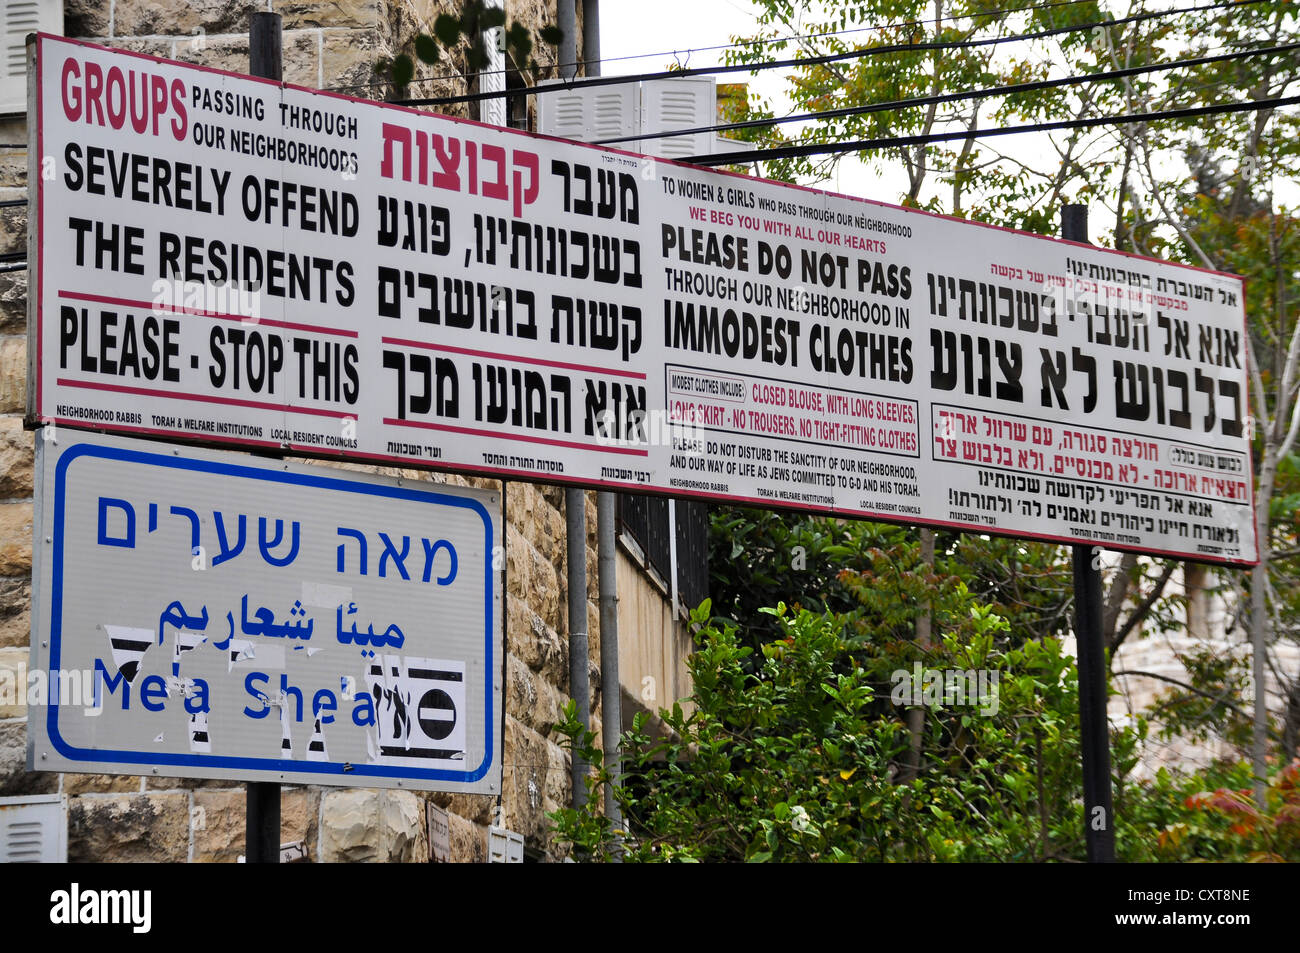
[597,492,622,855]
[558,0,577,80]
[566,489,591,809]
[582,0,600,77]
[584,0,622,853]
[246,782,281,863]
[1062,204,1115,863]
[250,12,282,82]
[246,10,283,864]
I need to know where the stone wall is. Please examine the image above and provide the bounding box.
[0,0,619,863]
[1108,564,1300,778]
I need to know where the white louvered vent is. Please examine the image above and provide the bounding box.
[537,84,589,140]
[538,79,636,146]
[2,0,61,115]
[488,825,524,863]
[539,77,719,161]
[641,78,715,159]
[589,86,637,144]
[1,795,68,863]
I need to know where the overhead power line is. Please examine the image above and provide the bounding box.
[685,93,1300,165]
[593,40,1300,147]
[331,0,1106,93]
[400,0,1265,108]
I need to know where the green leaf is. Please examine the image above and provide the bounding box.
[414,34,440,64]
[506,22,532,60]
[391,54,414,88]
[433,13,462,47]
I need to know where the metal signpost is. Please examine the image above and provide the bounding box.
[247,10,283,865]
[1062,205,1116,863]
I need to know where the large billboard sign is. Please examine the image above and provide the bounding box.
[28,35,1255,564]
[28,430,503,791]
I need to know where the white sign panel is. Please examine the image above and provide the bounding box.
[29,35,1255,564]
[28,430,503,792]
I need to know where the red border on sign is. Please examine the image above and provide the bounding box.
[29,33,1259,567]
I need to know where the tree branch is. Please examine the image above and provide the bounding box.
[1109,559,1177,653]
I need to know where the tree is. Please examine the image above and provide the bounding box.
[723,0,1300,783]
[373,2,562,99]
[550,595,1300,860]
[552,596,1100,861]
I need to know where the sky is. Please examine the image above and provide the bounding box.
[597,0,907,202]
[598,0,1300,231]
[597,0,1000,208]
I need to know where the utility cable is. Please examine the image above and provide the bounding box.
[593,39,1300,147]
[329,0,1111,93]
[686,92,1300,165]
[400,0,1265,108]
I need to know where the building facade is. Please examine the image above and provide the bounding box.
[0,0,697,862]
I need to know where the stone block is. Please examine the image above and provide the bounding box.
[506,598,565,686]
[68,792,189,861]
[447,812,486,862]
[321,28,382,94]
[0,147,26,190]
[112,0,260,38]
[0,718,58,795]
[501,716,549,842]
[0,503,33,576]
[0,646,27,718]
[0,204,24,257]
[65,0,112,38]
[63,772,144,794]
[282,786,320,854]
[320,788,425,862]
[101,36,178,59]
[192,788,244,862]
[145,773,240,789]
[0,337,27,415]
[0,268,26,336]
[505,523,531,599]
[530,545,559,620]
[0,417,33,498]
[168,31,320,89]
[506,651,564,737]
[444,791,493,826]
[279,0,381,32]
[190,785,317,861]
[544,740,570,807]
[0,577,31,649]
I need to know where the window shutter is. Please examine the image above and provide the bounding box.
[640,77,715,159]
[488,825,524,863]
[1,795,68,863]
[537,79,637,145]
[2,0,61,115]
